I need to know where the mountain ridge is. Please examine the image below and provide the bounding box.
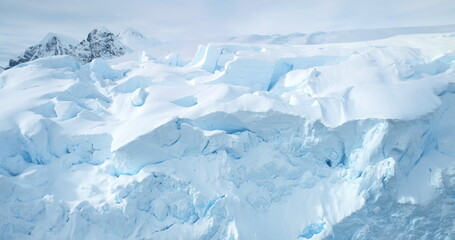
[226,24,455,45]
[6,24,455,70]
[7,27,130,69]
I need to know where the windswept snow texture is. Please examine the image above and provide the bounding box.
[1,31,455,240]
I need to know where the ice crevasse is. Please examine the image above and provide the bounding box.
[0,32,455,239]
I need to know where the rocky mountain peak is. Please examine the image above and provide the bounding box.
[8,27,130,68]
[76,27,130,63]
[8,33,78,68]
[86,27,116,42]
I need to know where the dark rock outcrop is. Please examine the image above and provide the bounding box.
[74,27,129,63]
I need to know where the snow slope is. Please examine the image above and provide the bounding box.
[227,24,455,45]
[116,24,455,71]
[1,31,455,239]
[117,28,164,52]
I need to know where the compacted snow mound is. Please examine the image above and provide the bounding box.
[1,32,455,239]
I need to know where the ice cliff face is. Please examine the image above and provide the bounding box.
[0,31,455,239]
[8,27,130,68]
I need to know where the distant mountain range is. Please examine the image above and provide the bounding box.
[7,27,131,68]
[226,24,455,45]
[6,24,455,69]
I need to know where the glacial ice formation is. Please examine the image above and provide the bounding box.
[1,31,455,239]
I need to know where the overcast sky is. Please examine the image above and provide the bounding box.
[1,0,455,66]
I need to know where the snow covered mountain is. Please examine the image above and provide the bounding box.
[1,29,455,239]
[226,24,455,45]
[7,27,130,68]
[8,25,455,70]
[117,28,164,52]
[75,27,130,63]
[7,33,79,67]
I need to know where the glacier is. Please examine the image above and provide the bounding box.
[0,30,455,239]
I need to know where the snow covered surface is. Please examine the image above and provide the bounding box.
[227,25,455,45]
[1,30,455,239]
[117,28,164,52]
